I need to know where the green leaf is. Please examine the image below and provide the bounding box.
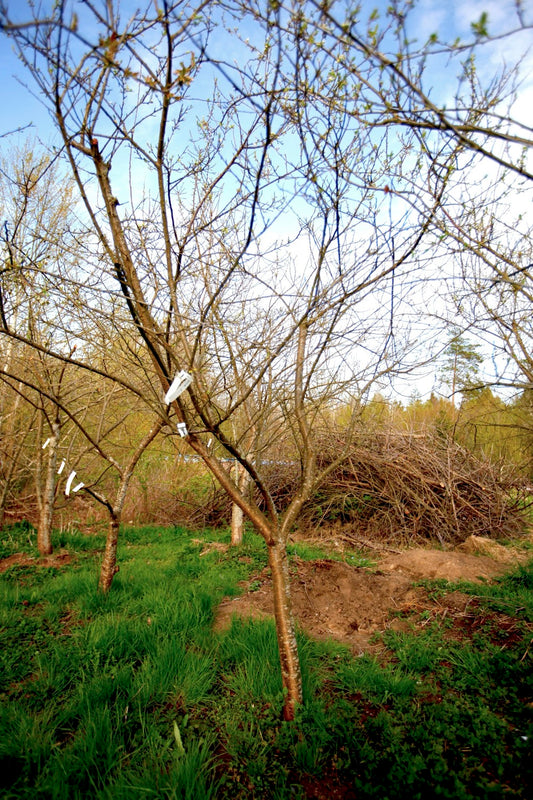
[173,720,185,756]
[471,11,489,38]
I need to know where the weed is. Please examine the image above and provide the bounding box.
[0,521,36,557]
[383,625,448,674]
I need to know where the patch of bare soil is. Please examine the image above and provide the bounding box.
[215,536,529,653]
[0,551,73,573]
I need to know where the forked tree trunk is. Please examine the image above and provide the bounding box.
[97,419,163,592]
[267,539,303,720]
[37,421,60,556]
[90,139,303,712]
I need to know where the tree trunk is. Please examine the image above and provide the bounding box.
[267,540,303,720]
[97,419,163,592]
[98,515,120,592]
[231,500,244,546]
[231,461,251,545]
[37,421,60,556]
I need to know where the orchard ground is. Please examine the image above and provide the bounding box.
[3,528,531,655]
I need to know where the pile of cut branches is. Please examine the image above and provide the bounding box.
[297,431,529,546]
[166,431,529,546]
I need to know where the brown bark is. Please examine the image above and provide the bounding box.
[267,539,303,720]
[98,515,120,592]
[37,420,60,556]
[231,461,251,545]
[97,419,163,592]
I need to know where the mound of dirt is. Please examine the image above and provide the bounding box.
[378,547,510,583]
[215,540,522,653]
[2,536,528,654]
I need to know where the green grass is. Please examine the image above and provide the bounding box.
[287,540,375,569]
[0,523,532,798]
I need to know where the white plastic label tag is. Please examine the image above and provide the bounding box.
[164,371,192,403]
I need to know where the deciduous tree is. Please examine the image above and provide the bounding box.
[2,0,531,719]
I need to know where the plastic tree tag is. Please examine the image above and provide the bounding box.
[42,438,50,449]
[73,482,84,493]
[177,422,188,437]
[57,460,66,475]
[164,371,192,403]
[65,471,76,496]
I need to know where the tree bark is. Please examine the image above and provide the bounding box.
[267,539,303,720]
[37,420,60,556]
[98,515,120,592]
[97,419,163,592]
[231,500,244,546]
[231,461,251,545]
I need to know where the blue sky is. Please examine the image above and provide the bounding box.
[1,0,532,147]
[1,0,531,400]
[0,38,51,142]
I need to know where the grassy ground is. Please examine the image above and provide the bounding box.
[0,522,532,799]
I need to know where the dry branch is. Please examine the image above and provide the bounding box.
[302,430,528,547]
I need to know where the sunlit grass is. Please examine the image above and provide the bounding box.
[1,523,532,798]
[287,539,375,569]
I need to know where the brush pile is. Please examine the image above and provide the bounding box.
[204,431,529,546]
[134,429,530,546]
[299,431,529,546]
